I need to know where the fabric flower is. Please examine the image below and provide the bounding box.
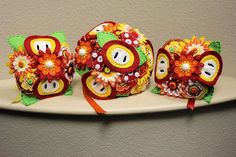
[122,71,140,83]
[121,32,140,47]
[75,41,92,68]
[65,60,75,82]
[86,50,105,71]
[137,63,150,85]
[160,77,183,97]
[165,41,184,54]
[116,83,131,94]
[91,67,122,87]
[181,36,211,55]
[7,49,35,77]
[130,82,148,95]
[116,24,146,44]
[116,23,132,35]
[20,72,37,91]
[174,54,200,78]
[103,23,117,33]
[37,53,62,80]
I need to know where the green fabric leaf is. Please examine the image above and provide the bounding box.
[97,32,118,47]
[136,47,147,66]
[51,32,66,43]
[76,67,90,76]
[64,85,73,96]
[151,86,161,94]
[203,86,214,103]
[7,35,26,50]
[209,41,221,53]
[21,93,39,106]
[117,93,129,97]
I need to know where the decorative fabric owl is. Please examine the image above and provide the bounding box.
[7,32,74,106]
[75,21,154,101]
[152,36,223,110]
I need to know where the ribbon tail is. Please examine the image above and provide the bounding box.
[83,87,106,115]
[11,94,21,104]
[187,98,195,110]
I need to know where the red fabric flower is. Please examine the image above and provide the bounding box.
[121,31,140,47]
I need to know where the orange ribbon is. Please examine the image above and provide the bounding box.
[83,87,106,115]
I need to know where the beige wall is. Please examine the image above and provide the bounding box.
[1,0,236,79]
[0,0,236,157]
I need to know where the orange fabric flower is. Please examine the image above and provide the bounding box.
[38,53,62,78]
[75,41,92,65]
[181,36,211,55]
[7,49,35,77]
[103,23,117,33]
[174,54,198,78]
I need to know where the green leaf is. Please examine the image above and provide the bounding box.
[76,67,90,76]
[117,93,129,97]
[209,41,221,53]
[136,47,147,66]
[97,32,118,47]
[21,93,39,106]
[203,86,214,103]
[151,86,161,94]
[64,85,73,96]
[7,35,26,50]
[51,32,66,43]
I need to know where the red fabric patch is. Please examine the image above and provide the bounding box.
[24,35,61,57]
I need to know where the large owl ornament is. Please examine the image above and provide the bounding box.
[75,21,154,101]
[7,32,74,105]
[152,36,223,110]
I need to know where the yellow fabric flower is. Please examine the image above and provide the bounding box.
[20,72,37,91]
[165,41,184,54]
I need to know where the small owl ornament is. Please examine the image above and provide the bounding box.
[152,36,223,110]
[7,32,74,105]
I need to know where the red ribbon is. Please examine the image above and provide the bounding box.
[187,98,195,110]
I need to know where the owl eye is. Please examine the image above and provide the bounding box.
[101,40,139,73]
[34,77,69,99]
[81,73,116,99]
[197,51,223,86]
[24,35,61,56]
[155,48,172,83]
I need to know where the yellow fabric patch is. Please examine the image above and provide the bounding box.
[156,53,169,80]
[106,44,135,68]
